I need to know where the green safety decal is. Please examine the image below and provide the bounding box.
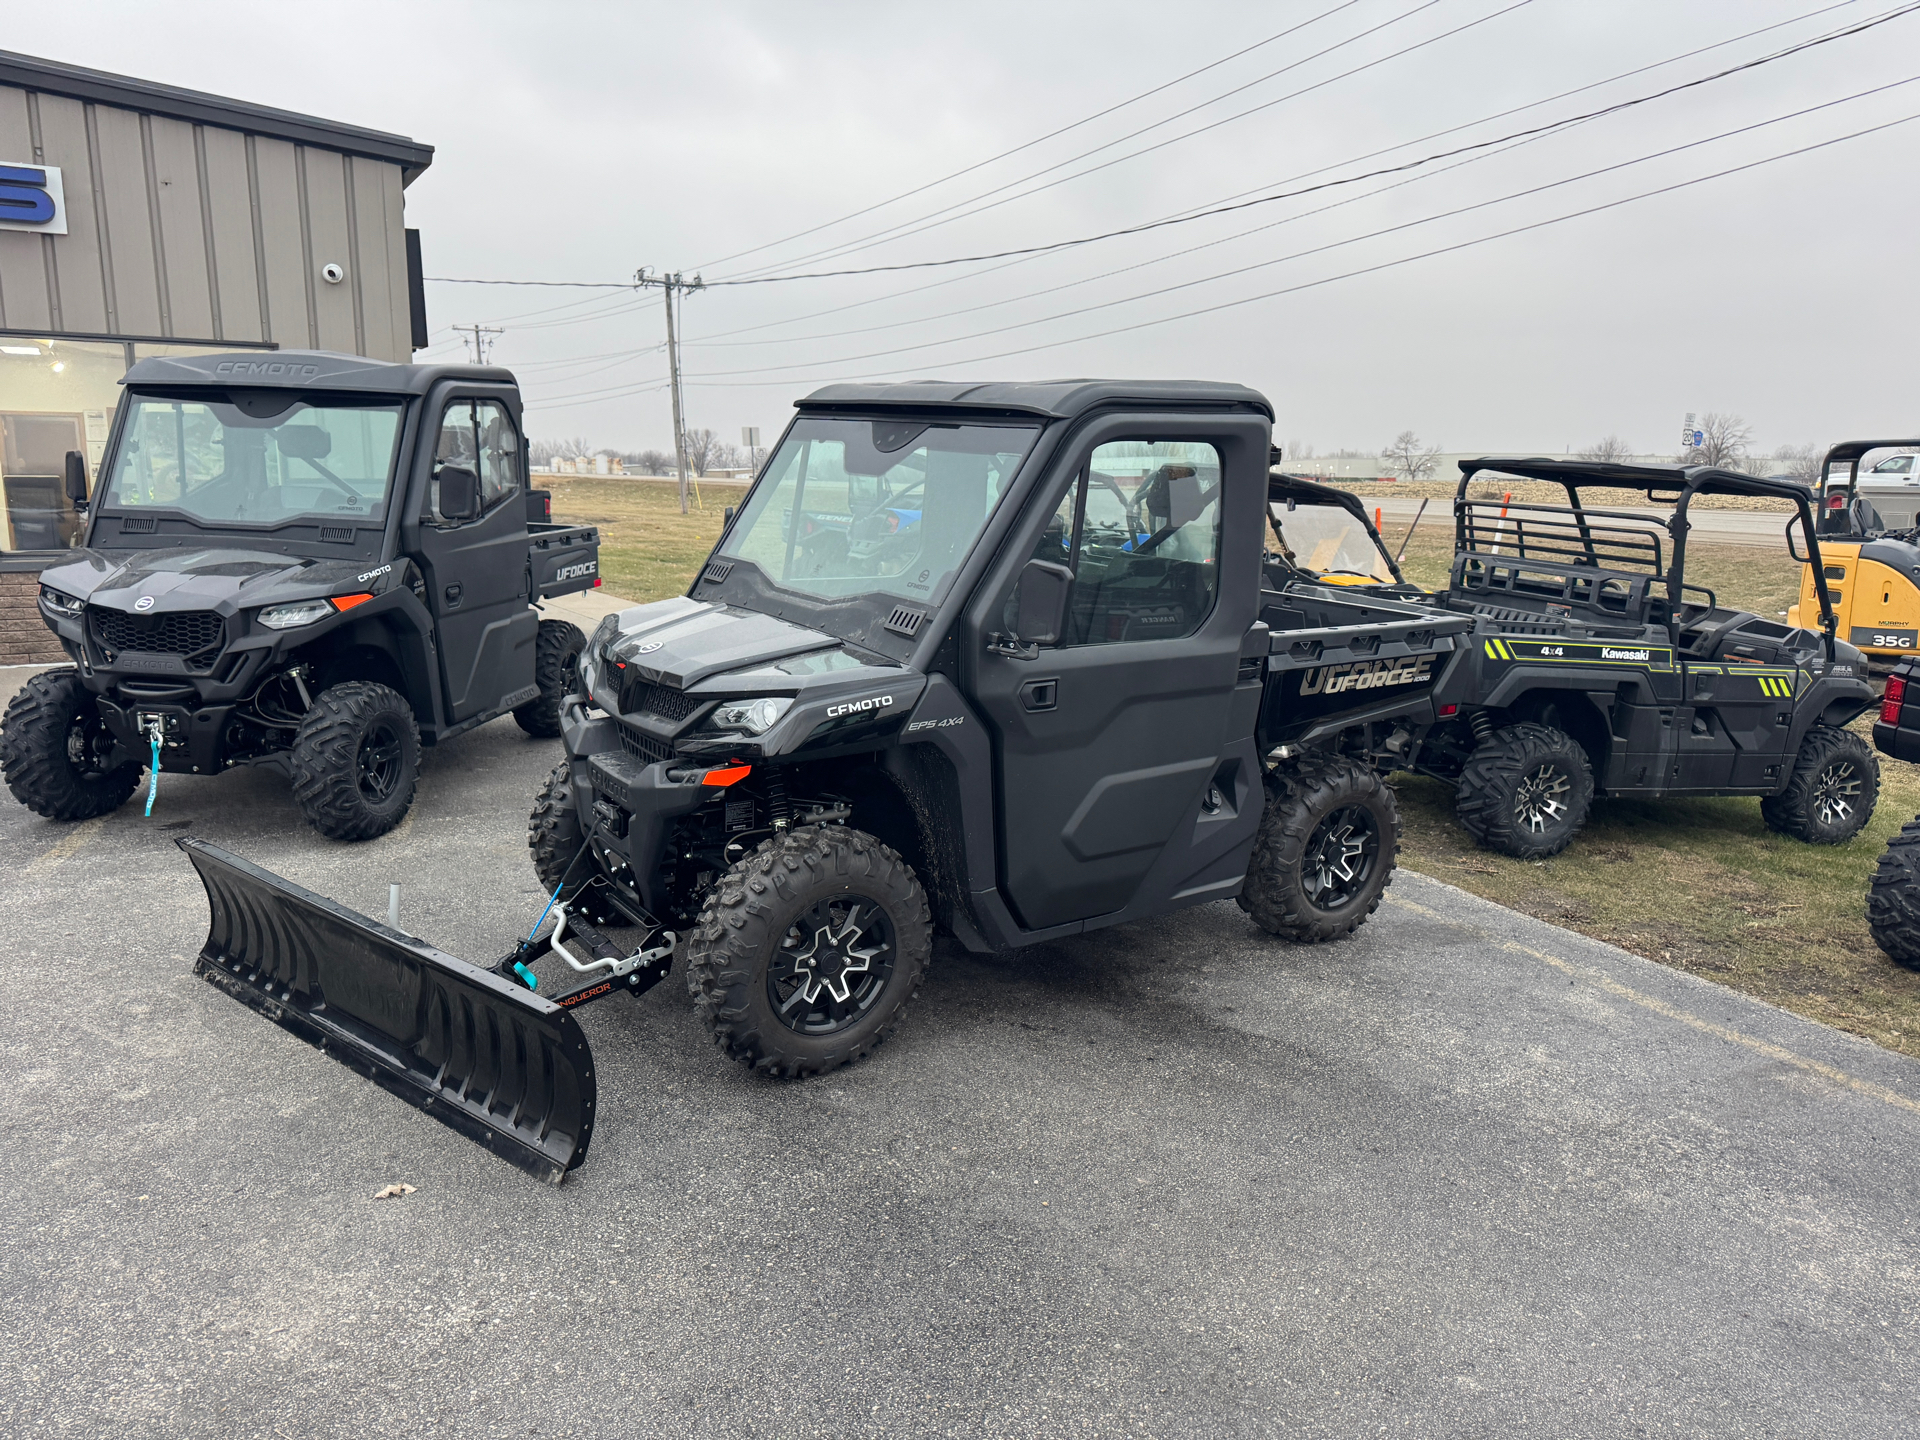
[1482,637,1675,669]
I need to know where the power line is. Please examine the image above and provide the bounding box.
[654,113,1914,394]
[676,0,1874,346]
[692,0,1369,272]
[698,3,1917,289]
[718,0,1479,282]
[679,79,1917,381]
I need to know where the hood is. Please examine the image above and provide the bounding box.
[38,547,406,617]
[597,597,845,689]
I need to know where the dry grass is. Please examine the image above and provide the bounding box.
[545,474,737,604]
[555,472,1918,1053]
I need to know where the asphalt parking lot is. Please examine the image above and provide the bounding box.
[1,673,1915,1437]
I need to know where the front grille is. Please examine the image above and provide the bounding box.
[619,727,674,765]
[91,607,225,665]
[621,680,704,722]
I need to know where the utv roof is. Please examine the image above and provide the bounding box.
[120,349,513,395]
[1459,455,1816,505]
[798,378,1274,422]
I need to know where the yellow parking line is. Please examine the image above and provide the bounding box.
[25,816,106,876]
[1385,892,1917,1113]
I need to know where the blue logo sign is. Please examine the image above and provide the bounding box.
[0,163,67,235]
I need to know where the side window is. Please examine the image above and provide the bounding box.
[475,400,521,509]
[431,399,520,522]
[1059,441,1222,646]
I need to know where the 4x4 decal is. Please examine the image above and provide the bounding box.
[1482,637,1675,670]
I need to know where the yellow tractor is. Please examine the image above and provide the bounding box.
[1786,438,1919,670]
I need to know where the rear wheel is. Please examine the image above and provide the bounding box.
[1239,754,1399,941]
[1761,725,1879,844]
[683,825,932,1077]
[1866,818,1917,968]
[289,681,419,841]
[0,667,141,821]
[1455,722,1593,860]
[514,619,586,739]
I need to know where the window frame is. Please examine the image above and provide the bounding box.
[428,393,524,527]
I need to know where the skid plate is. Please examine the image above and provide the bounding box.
[177,838,596,1183]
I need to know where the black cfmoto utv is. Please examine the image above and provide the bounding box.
[2,351,598,840]
[529,381,1473,1078]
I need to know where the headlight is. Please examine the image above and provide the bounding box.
[705,696,793,735]
[38,586,84,617]
[258,600,335,630]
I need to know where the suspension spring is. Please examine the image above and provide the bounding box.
[1467,709,1494,743]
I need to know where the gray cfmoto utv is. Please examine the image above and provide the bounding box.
[1,351,599,840]
[526,381,1473,1080]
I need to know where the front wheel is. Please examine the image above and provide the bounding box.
[527,758,627,925]
[1238,754,1399,941]
[289,681,420,841]
[683,825,932,1077]
[0,667,142,821]
[1455,722,1594,860]
[1761,724,1879,844]
[1867,818,1918,968]
[514,619,586,739]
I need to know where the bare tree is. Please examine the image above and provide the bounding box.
[681,427,719,477]
[529,436,593,466]
[1771,443,1822,484]
[1580,435,1633,463]
[1380,430,1442,482]
[1683,412,1751,468]
[1284,439,1316,461]
[625,448,674,475]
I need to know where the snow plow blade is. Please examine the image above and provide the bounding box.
[177,838,595,1184]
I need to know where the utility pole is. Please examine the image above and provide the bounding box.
[455,324,503,365]
[633,267,704,514]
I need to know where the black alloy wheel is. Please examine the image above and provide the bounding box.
[1513,761,1575,838]
[767,895,897,1036]
[1301,803,1380,910]
[1761,724,1879,845]
[357,719,404,803]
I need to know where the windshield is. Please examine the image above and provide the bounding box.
[718,417,1037,605]
[101,395,405,527]
[1269,498,1396,583]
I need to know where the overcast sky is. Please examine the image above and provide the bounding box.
[19,0,1921,457]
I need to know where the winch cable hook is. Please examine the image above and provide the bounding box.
[142,717,163,817]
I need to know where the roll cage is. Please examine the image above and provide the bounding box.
[1812,437,1920,537]
[1265,464,1408,587]
[1453,457,1839,660]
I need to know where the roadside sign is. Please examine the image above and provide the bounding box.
[741,427,760,448]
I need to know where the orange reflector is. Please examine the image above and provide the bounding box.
[701,764,752,787]
[331,592,375,611]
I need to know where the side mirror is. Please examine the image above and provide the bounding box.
[1162,471,1209,530]
[64,451,89,507]
[724,506,735,526]
[989,559,1074,658]
[1016,559,1073,646]
[438,465,480,521]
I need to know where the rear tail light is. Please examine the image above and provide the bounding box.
[1827,493,1846,509]
[1881,674,1906,725]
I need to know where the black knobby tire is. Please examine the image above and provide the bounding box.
[514,619,586,739]
[527,758,626,925]
[1238,754,1399,942]
[1760,724,1880,845]
[289,681,420,841]
[1866,818,1918,969]
[0,667,141,821]
[683,824,932,1077]
[1455,722,1594,860]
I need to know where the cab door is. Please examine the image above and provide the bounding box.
[963,418,1268,933]
[415,394,537,723]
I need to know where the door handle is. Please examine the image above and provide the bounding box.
[443,582,464,608]
[1019,678,1059,712]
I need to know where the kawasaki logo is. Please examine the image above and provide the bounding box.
[1300,654,1437,696]
[826,695,894,718]
[1601,647,1649,661]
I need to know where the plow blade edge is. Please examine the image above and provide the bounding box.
[178,838,596,1183]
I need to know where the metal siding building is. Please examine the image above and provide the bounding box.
[0,52,432,660]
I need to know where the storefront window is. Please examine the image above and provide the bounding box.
[0,339,126,553]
